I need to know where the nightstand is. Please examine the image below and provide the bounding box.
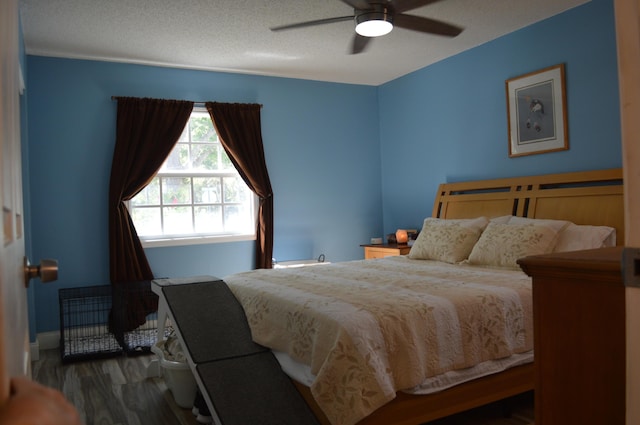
[361,243,411,259]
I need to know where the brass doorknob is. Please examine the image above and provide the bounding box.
[24,257,58,287]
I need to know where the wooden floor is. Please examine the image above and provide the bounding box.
[32,349,534,425]
[33,349,198,425]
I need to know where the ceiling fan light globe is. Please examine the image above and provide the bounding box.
[355,12,393,37]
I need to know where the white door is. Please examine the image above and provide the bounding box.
[0,0,30,403]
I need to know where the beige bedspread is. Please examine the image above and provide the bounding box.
[224,256,533,425]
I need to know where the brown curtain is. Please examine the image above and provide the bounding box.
[205,102,274,269]
[108,97,193,337]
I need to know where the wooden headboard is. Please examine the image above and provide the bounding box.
[432,168,625,245]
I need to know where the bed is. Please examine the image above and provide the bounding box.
[224,169,624,425]
[184,168,624,425]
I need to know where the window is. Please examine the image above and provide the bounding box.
[129,109,256,247]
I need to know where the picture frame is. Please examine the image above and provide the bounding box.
[506,64,568,157]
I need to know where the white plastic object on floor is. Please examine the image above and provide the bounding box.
[152,340,197,408]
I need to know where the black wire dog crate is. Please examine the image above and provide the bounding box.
[59,282,165,363]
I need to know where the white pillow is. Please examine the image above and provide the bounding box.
[553,223,616,252]
[490,215,513,224]
[467,222,560,269]
[507,216,571,233]
[408,217,489,264]
[602,230,617,247]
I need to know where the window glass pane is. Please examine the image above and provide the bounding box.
[190,114,217,143]
[221,150,234,171]
[191,144,219,171]
[223,176,250,203]
[131,178,160,206]
[163,206,193,234]
[224,204,252,232]
[163,143,190,171]
[177,126,189,144]
[194,205,222,233]
[193,177,221,204]
[162,177,192,204]
[131,207,161,235]
[129,109,256,243]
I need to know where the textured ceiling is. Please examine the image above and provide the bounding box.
[19,0,590,86]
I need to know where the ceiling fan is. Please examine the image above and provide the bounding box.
[270,0,464,54]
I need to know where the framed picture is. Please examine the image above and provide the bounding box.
[506,64,568,157]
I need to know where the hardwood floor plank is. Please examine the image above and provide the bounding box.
[32,349,533,425]
[33,349,198,425]
[32,349,65,391]
[80,374,125,424]
[119,381,168,425]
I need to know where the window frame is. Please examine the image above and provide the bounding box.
[128,108,257,248]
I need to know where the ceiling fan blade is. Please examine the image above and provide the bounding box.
[271,15,354,31]
[394,14,463,37]
[391,0,443,14]
[350,34,371,54]
[340,0,372,10]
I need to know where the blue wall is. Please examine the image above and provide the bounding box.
[379,0,621,233]
[25,60,381,333]
[25,0,621,335]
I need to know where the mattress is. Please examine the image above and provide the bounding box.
[224,256,533,425]
[272,349,533,396]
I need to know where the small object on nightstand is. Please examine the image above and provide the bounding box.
[395,229,408,244]
[370,237,383,244]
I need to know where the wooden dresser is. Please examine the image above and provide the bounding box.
[518,247,626,425]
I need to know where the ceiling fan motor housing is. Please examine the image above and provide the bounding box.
[355,3,394,37]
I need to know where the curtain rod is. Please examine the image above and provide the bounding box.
[110,96,262,108]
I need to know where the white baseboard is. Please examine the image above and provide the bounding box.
[37,331,60,350]
[31,331,60,362]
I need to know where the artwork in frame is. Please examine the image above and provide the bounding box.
[506,64,568,157]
